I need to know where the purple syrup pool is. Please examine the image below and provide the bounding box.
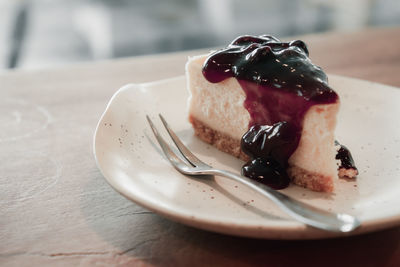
[202,35,340,189]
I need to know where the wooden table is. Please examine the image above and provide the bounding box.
[1,27,400,266]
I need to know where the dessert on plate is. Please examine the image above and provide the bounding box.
[186,35,357,192]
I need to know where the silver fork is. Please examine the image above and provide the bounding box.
[146,114,361,233]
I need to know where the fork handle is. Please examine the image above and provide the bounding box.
[208,169,360,232]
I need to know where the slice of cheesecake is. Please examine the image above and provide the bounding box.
[186,35,357,192]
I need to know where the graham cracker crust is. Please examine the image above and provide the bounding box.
[189,115,336,192]
[189,115,249,161]
[338,167,358,179]
[287,166,334,192]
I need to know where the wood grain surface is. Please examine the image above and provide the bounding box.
[1,27,400,267]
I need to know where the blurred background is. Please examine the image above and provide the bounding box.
[1,0,399,70]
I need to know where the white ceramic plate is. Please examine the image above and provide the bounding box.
[94,75,400,239]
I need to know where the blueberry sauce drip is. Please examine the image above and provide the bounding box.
[242,158,289,190]
[241,123,297,189]
[335,140,357,170]
[202,35,340,189]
